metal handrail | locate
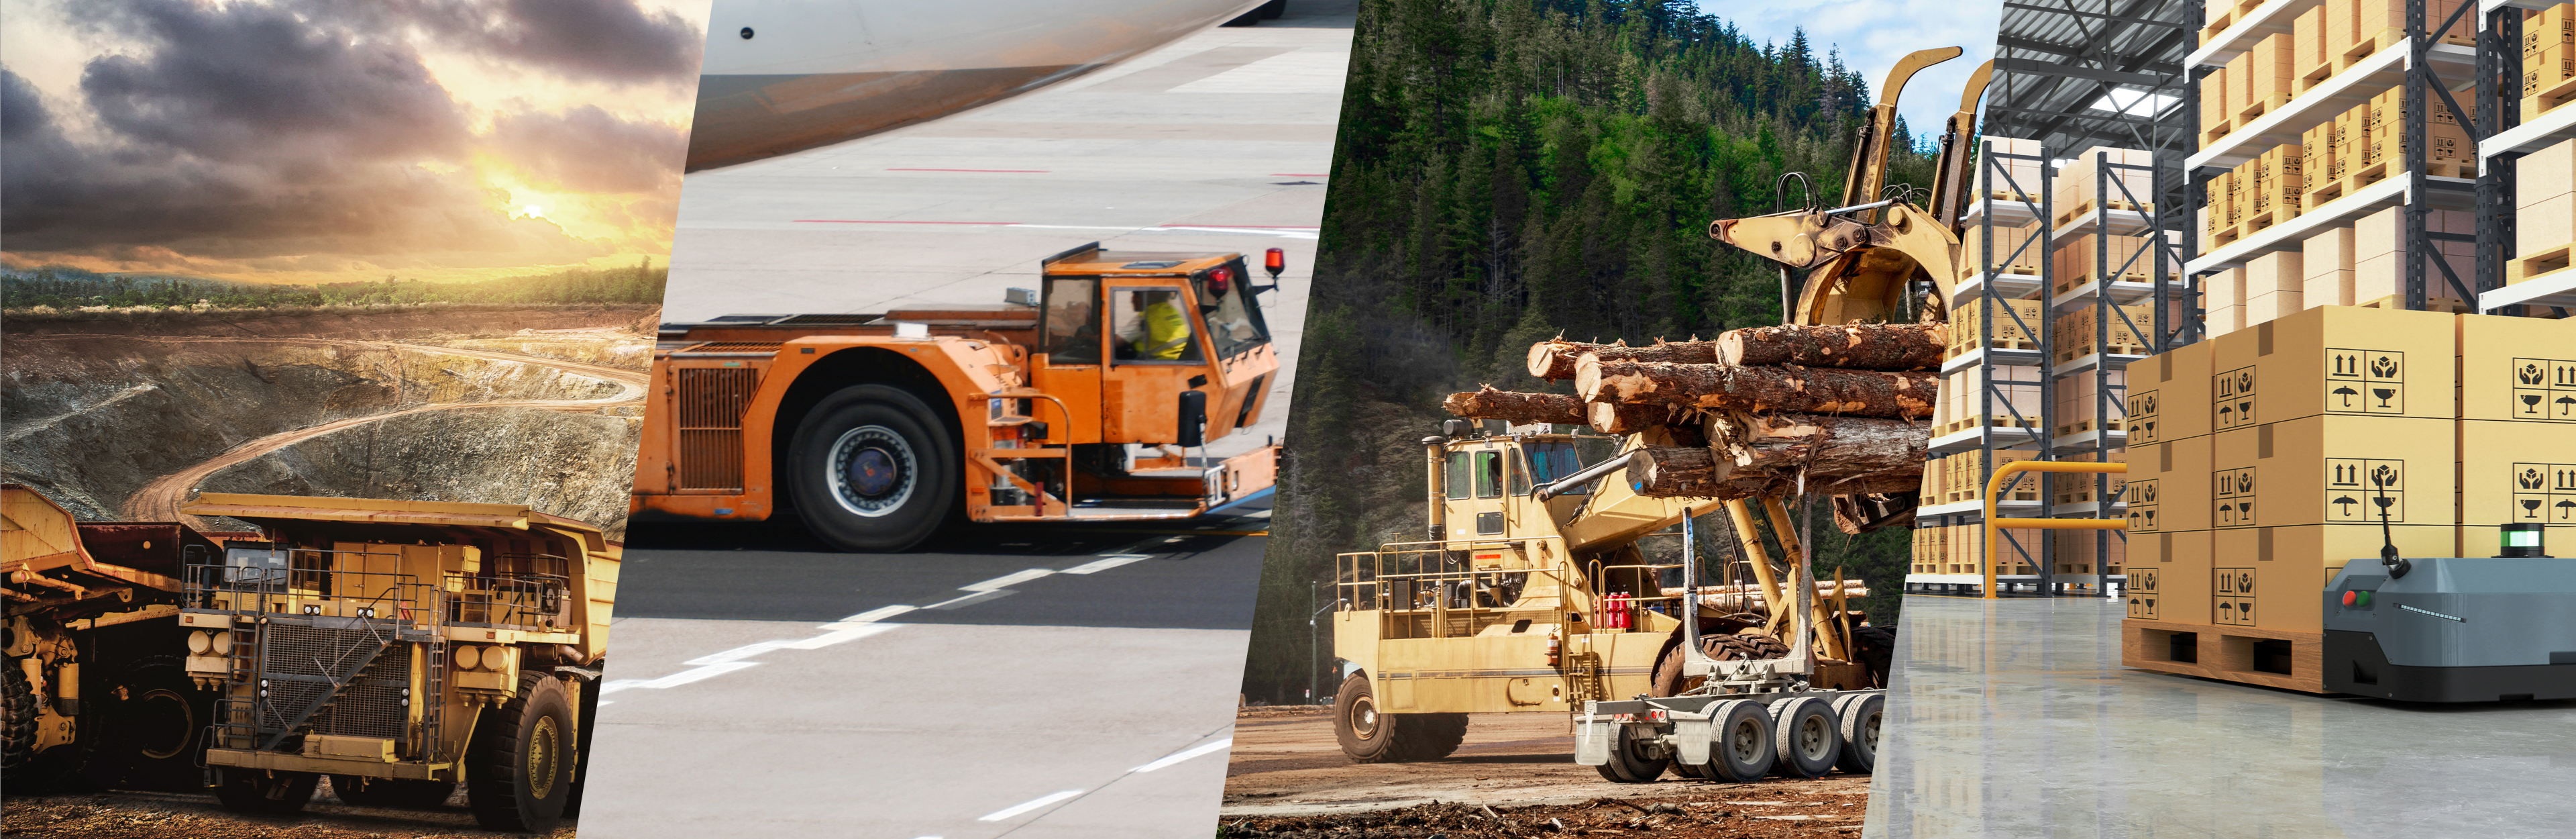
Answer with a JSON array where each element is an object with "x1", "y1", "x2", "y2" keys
[{"x1": 1984, "y1": 461, "x2": 2128, "y2": 598}]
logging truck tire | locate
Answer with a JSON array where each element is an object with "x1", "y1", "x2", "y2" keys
[
  {"x1": 1768, "y1": 697, "x2": 1841, "y2": 779},
  {"x1": 213, "y1": 768, "x2": 319, "y2": 816},
  {"x1": 1707, "y1": 699, "x2": 1777, "y2": 783},
  {"x1": 466, "y1": 672, "x2": 576, "y2": 832},
  {"x1": 1832, "y1": 693, "x2": 1883, "y2": 774},
  {"x1": 1591, "y1": 721, "x2": 1669, "y2": 784},
  {"x1": 789, "y1": 385, "x2": 957, "y2": 553},
  {"x1": 331, "y1": 775, "x2": 458, "y2": 809},
  {"x1": 1332, "y1": 674, "x2": 1466, "y2": 763}
]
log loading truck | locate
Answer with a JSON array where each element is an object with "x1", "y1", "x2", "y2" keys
[
  {"x1": 630, "y1": 243, "x2": 1285, "y2": 551},
  {"x1": 1330, "y1": 47, "x2": 2010, "y2": 783},
  {"x1": 3, "y1": 485, "x2": 619, "y2": 832}
]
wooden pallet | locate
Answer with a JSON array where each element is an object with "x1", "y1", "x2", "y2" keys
[
  {"x1": 2335, "y1": 28, "x2": 2406, "y2": 75},
  {"x1": 2052, "y1": 342, "x2": 2149, "y2": 364},
  {"x1": 1934, "y1": 414, "x2": 2042, "y2": 437},
  {"x1": 2515, "y1": 243, "x2": 2575, "y2": 287},
  {"x1": 2297, "y1": 60, "x2": 2339, "y2": 95},
  {"x1": 2234, "y1": 93, "x2": 2290, "y2": 126},
  {"x1": 2051, "y1": 198, "x2": 2156, "y2": 228},
  {"x1": 2122, "y1": 619, "x2": 2328, "y2": 695},
  {"x1": 2055, "y1": 415, "x2": 2131, "y2": 436},
  {"x1": 2202, "y1": 116, "x2": 2235, "y2": 147},
  {"x1": 2357, "y1": 294, "x2": 2473, "y2": 313},
  {"x1": 1941, "y1": 336, "x2": 2037, "y2": 360},
  {"x1": 2526, "y1": 73, "x2": 2576, "y2": 123}
]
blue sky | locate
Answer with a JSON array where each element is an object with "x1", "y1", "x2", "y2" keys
[{"x1": 1697, "y1": 0, "x2": 2004, "y2": 144}]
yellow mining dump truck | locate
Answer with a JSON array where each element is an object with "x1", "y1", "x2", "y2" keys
[
  {"x1": 1330, "y1": 426, "x2": 1884, "y2": 783},
  {"x1": 0, "y1": 485, "x2": 618, "y2": 832},
  {"x1": 178, "y1": 493, "x2": 619, "y2": 830}
]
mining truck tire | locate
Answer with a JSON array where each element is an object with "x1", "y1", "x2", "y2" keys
[
  {"x1": 332, "y1": 775, "x2": 458, "y2": 809},
  {"x1": 1707, "y1": 699, "x2": 1777, "y2": 783},
  {"x1": 3, "y1": 662, "x2": 40, "y2": 789},
  {"x1": 1591, "y1": 719, "x2": 1670, "y2": 783},
  {"x1": 1849, "y1": 625, "x2": 1897, "y2": 687},
  {"x1": 1650, "y1": 631, "x2": 1793, "y2": 696},
  {"x1": 467, "y1": 672, "x2": 576, "y2": 832},
  {"x1": 85, "y1": 656, "x2": 211, "y2": 792},
  {"x1": 1768, "y1": 696, "x2": 1840, "y2": 779},
  {"x1": 788, "y1": 385, "x2": 959, "y2": 553},
  {"x1": 1832, "y1": 693, "x2": 1883, "y2": 774},
  {"x1": 214, "y1": 768, "x2": 319, "y2": 815},
  {"x1": 1332, "y1": 673, "x2": 1467, "y2": 762}
]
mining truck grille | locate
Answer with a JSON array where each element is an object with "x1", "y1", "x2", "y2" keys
[{"x1": 257, "y1": 624, "x2": 411, "y2": 740}]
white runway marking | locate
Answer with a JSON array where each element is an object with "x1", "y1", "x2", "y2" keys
[
  {"x1": 1061, "y1": 554, "x2": 1153, "y2": 575},
  {"x1": 960, "y1": 568, "x2": 1055, "y2": 591},
  {"x1": 1131, "y1": 737, "x2": 1233, "y2": 773},
  {"x1": 600, "y1": 662, "x2": 759, "y2": 695},
  {"x1": 978, "y1": 789, "x2": 1087, "y2": 822}
]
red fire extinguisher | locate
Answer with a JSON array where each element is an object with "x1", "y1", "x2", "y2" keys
[
  {"x1": 1601, "y1": 593, "x2": 1628, "y2": 629},
  {"x1": 1545, "y1": 630, "x2": 1561, "y2": 667}
]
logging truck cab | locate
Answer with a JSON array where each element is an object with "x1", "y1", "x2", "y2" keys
[
  {"x1": 177, "y1": 494, "x2": 617, "y2": 832},
  {"x1": 631, "y1": 242, "x2": 1284, "y2": 552},
  {"x1": 1329, "y1": 424, "x2": 1875, "y2": 769}
]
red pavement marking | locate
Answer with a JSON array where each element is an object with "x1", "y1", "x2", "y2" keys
[
  {"x1": 886, "y1": 168, "x2": 1049, "y2": 172},
  {"x1": 793, "y1": 219, "x2": 1022, "y2": 225}
]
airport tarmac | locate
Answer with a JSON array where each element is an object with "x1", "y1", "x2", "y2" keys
[
  {"x1": 1863, "y1": 595, "x2": 2576, "y2": 838},
  {"x1": 577, "y1": 3, "x2": 1353, "y2": 836}
]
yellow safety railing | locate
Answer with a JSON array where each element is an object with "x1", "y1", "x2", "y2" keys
[{"x1": 1984, "y1": 460, "x2": 2127, "y2": 599}]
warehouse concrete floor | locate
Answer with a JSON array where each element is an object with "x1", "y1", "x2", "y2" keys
[{"x1": 1864, "y1": 595, "x2": 2576, "y2": 838}]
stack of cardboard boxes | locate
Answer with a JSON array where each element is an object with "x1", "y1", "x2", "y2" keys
[
  {"x1": 2121, "y1": 307, "x2": 2576, "y2": 692},
  {"x1": 2515, "y1": 138, "x2": 2575, "y2": 285},
  {"x1": 2526, "y1": 3, "x2": 2576, "y2": 119}
]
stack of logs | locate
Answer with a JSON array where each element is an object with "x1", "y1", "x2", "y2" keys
[{"x1": 1443, "y1": 322, "x2": 1942, "y2": 504}]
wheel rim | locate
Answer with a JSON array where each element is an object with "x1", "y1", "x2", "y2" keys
[
  {"x1": 136, "y1": 688, "x2": 195, "y2": 760},
  {"x1": 1799, "y1": 714, "x2": 1831, "y2": 760},
  {"x1": 1862, "y1": 708, "x2": 1881, "y2": 752},
  {"x1": 526, "y1": 716, "x2": 559, "y2": 800},
  {"x1": 1729, "y1": 718, "x2": 1762, "y2": 762},
  {"x1": 828, "y1": 425, "x2": 916, "y2": 517},
  {"x1": 1348, "y1": 696, "x2": 1380, "y2": 739}
]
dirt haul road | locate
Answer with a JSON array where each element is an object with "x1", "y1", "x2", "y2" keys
[
  {"x1": 1220, "y1": 707, "x2": 1869, "y2": 830},
  {"x1": 114, "y1": 336, "x2": 647, "y2": 524}
]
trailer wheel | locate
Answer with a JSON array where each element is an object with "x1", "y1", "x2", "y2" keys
[
  {"x1": 1707, "y1": 699, "x2": 1776, "y2": 783},
  {"x1": 1332, "y1": 674, "x2": 1466, "y2": 762},
  {"x1": 331, "y1": 775, "x2": 458, "y2": 809},
  {"x1": 213, "y1": 768, "x2": 319, "y2": 815},
  {"x1": 466, "y1": 672, "x2": 576, "y2": 832},
  {"x1": 1832, "y1": 693, "x2": 1883, "y2": 774},
  {"x1": 1591, "y1": 722, "x2": 1668, "y2": 783},
  {"x1": 790, "y1": 385, "x2": 957, "y2": 552},
  {"x1": 85, "y1": 656, "x2": 210, "y2": 792},
  {"x1": 1768, "y1": 697, "x2": 1840, "y2": 779}
]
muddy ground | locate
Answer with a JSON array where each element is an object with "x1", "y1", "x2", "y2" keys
[
  {"x1": 1, "y1": 781, "x2": 574, "y2": 839},
  {"x1": 1221, "y1": 707, "x2": 1869, "y2": 836}
]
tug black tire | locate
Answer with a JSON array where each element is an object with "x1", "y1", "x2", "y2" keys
[
  {"x1": 788, "y1": 385, "x2": 958, "y2": 553},
  {"x1": 331, "y1": 775, "x2": 458, "y2": 809},
  {"x1": 1332, "y1": 674, "x2": 1468, "y2": 762},
  {"x1": 466, "y1": 672, "x2": 576, "y2": 832}
]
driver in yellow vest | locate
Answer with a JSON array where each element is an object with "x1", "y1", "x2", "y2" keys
[{"x1": 1116, "y1": 291, "x2": 1192, "y2": 360}]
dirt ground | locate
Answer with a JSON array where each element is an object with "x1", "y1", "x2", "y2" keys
[
  {"x1": 1, "y1": 782, "x2": 574, "y2": 839},
  {"x1": 1220, "y1": 707, "x2": 1870, "y2": 836}
]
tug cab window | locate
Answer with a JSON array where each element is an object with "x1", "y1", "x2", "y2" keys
[
  {"x1": 1193, "y1": 259, "x2": 1271, "y2": 358},
  {"x1": 1109, "y1": 286, "x2": 1202, "y2": 362},
  {"x1": 1523, "y1": 441, "x2": 1585, "y2": 495},
  {"x1": 1473, "y1": 450, "x2": 1504, "y2": 499},
  {"x1": 1042, "y1": 277, "x2": 1102, "y2": 364}
]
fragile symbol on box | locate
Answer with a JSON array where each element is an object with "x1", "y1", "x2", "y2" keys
[
  {"x1": 2214, "y1": 467, "x2": 2257, "y2": 528},
  {"x1": 2325, "y1": 348, "x2": 2404, "y2": 415},
  {"x1": 2214, "y1": 566, "x2": 2257, "y2": 626},
  {"x1": 2125, "y1": 479, "x2": 2160, "y2": 532},
  {"x1": 2216, "y1": 366, "x2": 2257, "y2": 429},
  {"x1": 2127, "y1": 568, "x2": 2159, "y2": 620},
  {"x1": 2508, "y1": 358, "x2": 2576, "y2": 422},
  {"x1": 2510, "y1": 462, "x2": 2576, "y2": 523},
  {"x1": 2128, "y1": 389, "x2": 2160, "y2": 443},
  {"x1": 2324, "y1": 458, "x2": 2406, "y2": 523}
]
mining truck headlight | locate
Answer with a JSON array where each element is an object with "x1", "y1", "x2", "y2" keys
[
  {"x1": 455, "y1": 645, "x2": 482, "y2": 671},
  {"x1": 210, "y1": 632, "x2": 232, "y2": 655},
  {"x1": 188, "y1": 632, "x2": 213, "y2": 654}
]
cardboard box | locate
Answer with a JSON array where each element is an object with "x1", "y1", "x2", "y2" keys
[
  {"x1": 2459, "y1": 419, "x2": 2576, "y2": 530},
  {"x1": 2056, "y1": 368, "x2": 2131, "y2": 432},
  {"x1": 2226, "y1": 50, "x2": 2256, "y2": 119},
  {"x1": 2157, "y1": 435, "x2": 2218, "y2": 532},
  {"x1": 2133, "y1": 531, "x2": 2213, "y2": 624},
  {"x1": 2201, "y1": 66, "x2": 2231, "y2": 139},
  {"x1": 2525, "y1": 42, "x2": 2576, "y2": 99},
  {"x1": 2212, "y1": 413, "x2": 2457, "y2": 528},
  {"x1": 2246, "y1": 289, "x2": 2305, "y2": 325},
  {"x1": 2529, "y1": 3, "x2": 2575, "y2": 58},
  {"x1": 1951, "y1": 296, "x2": 2047, "y2": 347},
  {"x1": 2246, "y1": 250, "x2": 2304, "y2": 294},
  {"x1": 2211, "y1": 525, "x2": 2460, "y2": 632},
  {"x1": 2302, "y1": 226, "x2": 2357, "y2": 307},
  {"x1": 2138, "y1": 340, "x2": 2215, "y2": 441},
  {"x1": 2057, "y1": 146, "x2": 2154, "y2": 210},
  {"x1": 2245, "y1": 34, "x2": 2296, "y2": 106},
  {"x1": 2457, "y1": 313, "x2": 2576, "y2": 422},
  {"x1": 1974, "y1": 136, "x2": 2045, "y2": 199},
  {"x1": 2055, "y1": 528, "x2": 2127, "y2": 575},
  {"x1": 2206, "y1": 304, "x2": 2458, "y2": 427},
  {"x1": 2326, "y1": 0, "x2": 2360, "y2": 64},
  {"x1": 2519, "y1": 138, "x2": 2575, "y2": 207},
  {"x1": 2520, "y1": 192, "x2": 2575, "y2": 257},
  {"x1": 2294, "y1": 6, "x2": 2327, "y2": 71}
]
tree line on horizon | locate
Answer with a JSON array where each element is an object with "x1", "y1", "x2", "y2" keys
[
  {"x1": 0, "y1": 260, "x2": 668, "y2": 311},
  {"x1": 1240, "y1": 0, "x2": 1950, "y2": 704}
]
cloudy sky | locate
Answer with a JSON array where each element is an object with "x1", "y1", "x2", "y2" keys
[
  {"x1": 1, "y1": 0, "x2": 710, "y2": 285},
  {"x1": 1704, "y1": 0, "x2": 2004, "y2": 143}
]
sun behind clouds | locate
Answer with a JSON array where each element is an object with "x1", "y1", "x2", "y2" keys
[{"x1": 0, "y1": 0, "x2": 711, "y2": 286}]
